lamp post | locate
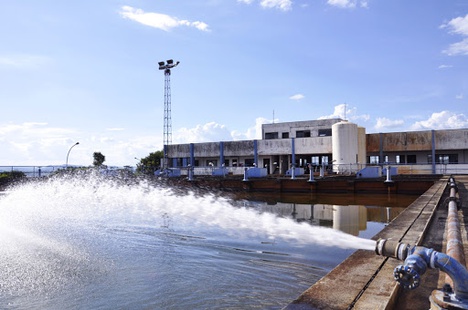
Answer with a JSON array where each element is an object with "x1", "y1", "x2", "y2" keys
[
  {"x1": 158, "y1": 59, "x2": 180, "y2": 172},
  {"x1": 66, "y1": 142, "x2": 79, "y2": 168}
]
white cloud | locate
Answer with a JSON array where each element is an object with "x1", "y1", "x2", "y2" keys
[
  {"x1": 0, "y1": 54, "x2": 50, "y2": 68},
  {"x1": 0, "y1": 122, "x2": 79, "y2": 166},
  {"x1": 456, "y1": 94, "x2": 464, "y2": 100},
  {"x1": 438, "y1": 64, "x2": 452, "y2": 69},
  {"x1": 443, "y1": 38, "x2": 468, "y2": 56},
  {"x1": 441, "y1": 14, "x2": 468, "y2": 36},
  {"x1": 174, "y1": 122, "x2": 232, "y2": 143},
  {"x1": 174, "y1": 118, "x2": 267, "y2": 144},
  {"x1": 232, "y1": 117, "x2": 268, "y2": 140},
  {"x1": 327, "y1": 0, "x2": 369, "y2": 9},
  {"x1": 410, "y1": 111, "x2": 468, "y2": 130},
  {"x1": 238, "y1": 0, "x2": 292, "y2": 11},
  {"x1": 289, "y1": 93, "x2": 305, "y2": 101},
  {"x1": 441, "y1": 14, "x2": 468, "y2": 56},
  {"x1": 260, "y1": 0, "x2": 292, "y2": 11},
  {"x1": 318, "y1": 104, "x2": 370, "y2": 122},
  {"x1": 0, "y1": 122, "x2": 160, "y2": 167},
  {"x1": 119, "y1": 6, "x2": 210, "y2": 32},
  {"x1": 374, "y1": 117, "x2": 404, "y2": 131}
]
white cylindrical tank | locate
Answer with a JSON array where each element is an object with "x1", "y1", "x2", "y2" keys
[{"x1": 332, "y1": 120, "x2": 358, "y2": 174}]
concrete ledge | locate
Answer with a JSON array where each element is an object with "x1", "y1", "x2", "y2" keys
[{"x1": 284, "y1": 176, "x2": 449, "y2": 309}]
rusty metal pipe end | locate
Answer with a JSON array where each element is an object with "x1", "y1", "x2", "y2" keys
[{"x1": 375, "y1": 239, "x2": 410, "y2": 261}]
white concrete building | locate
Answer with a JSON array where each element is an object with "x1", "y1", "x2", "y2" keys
[{"x1": 166, "y1": 118, "x2": 468, "y2": 176}]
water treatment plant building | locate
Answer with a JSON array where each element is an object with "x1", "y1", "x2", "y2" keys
[{"x1": 165, "y1": 118, "x2": 468, "y2": 176}]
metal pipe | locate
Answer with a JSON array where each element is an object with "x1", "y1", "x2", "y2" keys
[
  {"x1": 375, "y1": 239, "x2": 468, "y2": 301},
  {"x1": 446, "y1": 177, "x2": 465, "y2": 288}
]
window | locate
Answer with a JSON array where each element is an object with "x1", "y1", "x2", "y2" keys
[
  {"x1": 396, "y1": 155, "x2": 405, "y2": 164},
  {"x1": 282, "y1": 132, "x2": 289, "y2": 138},
  {"x1": 431, "y1": 154, "x2": 459, "y2": 164},
  {"x1": 407, "y1": 155, "x2": 417, "y2": 164},
  {"x1": 321, "y1": 156, "x2": 329, "y2": 165},
  {"x1": 296, "y1": 130, "x2": 311, "y2": 138},
  {"x1": 265, "y1": 132, "x2": 278, "y2": 139},
  {"x1": 369, "y1": 156, "x2": 379, "y2": 165},
  {"x1": 245, "y1": 158, "x2": 255, "y2": 166},
  {"x1": 311, "y1": 156, "x2": 320, "y2": 165},
  {"x1": 318, "y1": 129, "x2": 332, "y2": 137},
  {"x1": 448, "y1": 154, "x2": 458, "y2": 164}
]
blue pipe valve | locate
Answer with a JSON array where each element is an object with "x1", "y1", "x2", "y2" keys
[
  {"x1": 376, "y1": 239, "x2": 468, "y2": 302},
  {"x1": 394, "y1": 264, "x2": 421, "y2": 290}
]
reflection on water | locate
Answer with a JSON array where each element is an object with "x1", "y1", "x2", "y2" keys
[{"x1": 229, "y1": 192, "x2": 414, "y2": 236}]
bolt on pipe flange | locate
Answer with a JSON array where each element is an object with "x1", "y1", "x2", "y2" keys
[{"x1": 394, "y1": 265, "x2": 421, "y2": 289}]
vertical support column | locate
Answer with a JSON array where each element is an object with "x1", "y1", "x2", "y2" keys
[
  {"x1": 190, "y1": 143, "x2": 194, "y2": 167},
  {"x1": 254, "y1": 140, "x2": 258, "y2": 167},
  {"x1": 291, "y1": 138, "x2": 296, "y2": 179},
  {"x1": 291, "y1": 138, "x2": 296, "y2": 167},
  {"x1": 188, "y1": 143, "x2": 195, "y2": 181},
  {"x1": 431, "y1": 130, "x2": 436, "y2": 174},
  {"x1": 379, "y1": 132, "x2": 384, "y2": 165},
  {"x1": 163, "y1": 144, "x2": 168, "y2": 171},
  {"x1": 219, "y1": 141, "x2": 224, "y2": 167}
]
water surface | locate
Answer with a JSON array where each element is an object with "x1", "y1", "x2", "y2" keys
[{"x1": 0, "y1": 174, "x2": 415, "y2": 309}]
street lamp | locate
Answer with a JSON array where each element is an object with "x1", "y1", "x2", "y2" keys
[
  {"x1": 66, "y1": 142, "x2": 79, "y2": 168},
  {"x1": 158, "y1": 59, "x2": 180, "y2": 172}
]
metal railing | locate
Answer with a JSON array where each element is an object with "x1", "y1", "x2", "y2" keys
[{"x1": 0, "y1": 166, "x2": 65, "y2": 177}]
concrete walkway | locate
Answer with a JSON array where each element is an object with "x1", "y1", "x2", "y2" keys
[{"x1": 285, "y1": 175, "x2": 468, "y2": 309}]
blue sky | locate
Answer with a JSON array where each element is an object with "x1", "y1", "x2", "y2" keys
[{"x1": 1, "y1": 0, "x2": 467, "y2": 166}]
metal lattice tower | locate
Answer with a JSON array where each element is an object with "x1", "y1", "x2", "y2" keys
[
  {"x1": 158, "y1": 59, "x2": 180, "y2": 170},
  {"x1": 163, "y1": 68, "x2": 172, "y2": 147}
]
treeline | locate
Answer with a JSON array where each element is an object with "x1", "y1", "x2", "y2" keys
[{"x1": 0, "y1": 171, "x2": 26, "y2": 188}]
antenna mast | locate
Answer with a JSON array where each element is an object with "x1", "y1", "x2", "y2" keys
[{"x1": 158, "y1": 59, "x2": 180, "y2": 171}]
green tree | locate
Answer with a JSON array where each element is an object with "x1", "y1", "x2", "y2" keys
[
  {"x1": 137, "y1": 150, "x2": 163, "y2": 174},
  {"x1": 93, "y1": 152, "x2": 106, "y2": 167}
]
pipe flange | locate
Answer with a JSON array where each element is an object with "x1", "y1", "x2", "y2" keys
[{"x1": 394, "y1": 265, "x2": 420, "y2": 290}]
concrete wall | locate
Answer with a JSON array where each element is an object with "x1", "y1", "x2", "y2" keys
[
  {"x1": 435, "y1": 129, "x2": 468, "y2": 150},
  {"x1": 367, "y1": 131, "x2": 433, "y2": 152},
  {"x1": 262, "y1": 119, "x2": 342, "y2": 139},
  {"x1": 295, "y1": 137, "x2": 333, "y2": 154},
  {"x1": 258, "y1": 139, "x2": 291, "y2": 155}
]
